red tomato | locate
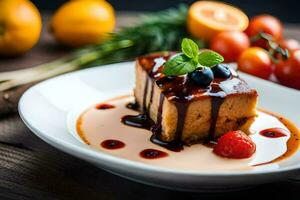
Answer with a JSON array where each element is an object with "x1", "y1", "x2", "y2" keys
[
  {"x1": 275, "y1": 50, "x2": 300, "y2": 90},
  {"x1": 210, "y1": 31, "x2": 250, "y2": 62},
  {"x1": 238, "y1": 47, "x2": 272, "y2": 79},
  {"x1": 279, "y1": 39, "x2": 300, "y2": 53},
  {"x1": 245, "y1": 15, "x2": 283, "y2": 48}
]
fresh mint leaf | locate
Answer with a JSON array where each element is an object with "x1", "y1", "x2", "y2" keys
[
  {"x1": 198, "y1": 50, "x2": 224, "y2": 67},
  {"x1": 163, "y1": 54, "x2": 198, "y2": 76},
  {"x1": 162, "y1": 37, "x2": 224, "y2": 76},
  {"x1": 181, "y1": 38, "x2": 199, "y2": 59}
]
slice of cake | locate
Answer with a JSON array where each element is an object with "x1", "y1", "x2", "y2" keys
[{"x1": 134, "y1": 52, "x2": 257, "y2": 149}]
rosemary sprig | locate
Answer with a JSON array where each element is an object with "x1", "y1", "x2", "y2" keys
[{"x1": 0, "y1": 5, "x2": 202, "y2": 91}]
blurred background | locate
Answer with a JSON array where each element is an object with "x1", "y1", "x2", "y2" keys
[
  {"x1": 32, "y1": 0, "x2": 299, "y2": 23},
  {"x1": 1, "y1": 0, "x2": 300, "y2": 92}
]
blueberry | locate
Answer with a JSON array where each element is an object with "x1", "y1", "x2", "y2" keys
[
  {"x1": 188, "y1": 67, "x2": 214, "y2": 87},
  {"x1": 212, "y1": 64, "x2": 231, "y2": 79}
]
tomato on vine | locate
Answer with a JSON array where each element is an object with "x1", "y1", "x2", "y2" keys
[
  {"x1": 238, "y1": 47, "x2": 273, "y2": 79},
  {"x1": 210, "y1": 31, "x2": 250, "y2": 62},
  {"x1": 246, "y1": 15, "x2": 283, "y2": 48},
  {"x1": 275, "y1": 50, "x2": 300, "y2": 90}
]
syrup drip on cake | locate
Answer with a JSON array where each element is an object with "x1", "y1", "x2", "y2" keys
[
  {"x1": 142, "y1": 77, "x2": 149, "y2": 111},
  {"x1": 122, "y1": 53, "x2": 255, "y2": 151},
  {"x1": 150, "y1": 93, "x2": 164, "y2": 135},
  {"x1": 122, "y1": 76, "x2": 153, "y2": 130},
  {"x1": 208, "y1": 83, "x2": 227, "y2": 140},
  {"x1": 148, "y1": 80, "x2": 155, "y2": 111},
  {"x1": 150, "y1": 94, "x2": 184, "y2": 152}
]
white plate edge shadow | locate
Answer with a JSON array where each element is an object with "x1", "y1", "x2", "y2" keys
[{"x1": 18, "y1": 61, "x2": 300, "y2": 180}]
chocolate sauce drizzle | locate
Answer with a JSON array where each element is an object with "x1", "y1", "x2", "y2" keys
[
  {"x1": 209, "y1": 97, "x2": 224, "y2": 140},
  {"x1": 151, "y1": 93, "x2": 164, "y2": 135},
  {"x1": 149, "y1": 93, "x2": 184, "y2": 152},
  {"x1": 207, "y1": 83, "x2": 226, "y2": 140},
  {"x1": 126, "y1": 102, "x2": 139, "y2": 111},
  {"x1": 121, "y1": 114, "x2": 154, "y2": 130},
  {"x1": 142, "y1": 77, "x2": 149, "y2": 111},
  {"x1": 122, "y1": 52, "x2": 256, "y2": 152},
  {"x1": 148, "y1": 80, "x2": 155, "y2": 111}
]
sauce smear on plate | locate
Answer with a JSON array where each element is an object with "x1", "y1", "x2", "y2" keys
[
  {"x1": 101, "y1": 139, "x2": 125, "y2": 150},
  {"x1": 140, "y1": 149, "x2": 168, "y2": 159},
  {"x1": 75, "y1": 96, "x2": 300, "y2": 171},
  {"x1": 259, "y1": 128, "x2": 288, "y2": 138}
]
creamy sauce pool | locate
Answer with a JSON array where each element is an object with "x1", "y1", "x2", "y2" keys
[{"x1": 76, "y1": 95, "x2": 300, "y2": 171}]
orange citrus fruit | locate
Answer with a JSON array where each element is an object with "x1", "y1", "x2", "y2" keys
[
  {"x1": 188, "y1": 1, "x2": 249, "y2": 41},
  {"x1": 0, "y1": 0, "x2": 42, "y2": 56},
  {"x1": 50, "y1": 0, "x2": 115, "y2": 47}
]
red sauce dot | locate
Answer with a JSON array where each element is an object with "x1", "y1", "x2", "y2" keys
[
  {"x1": 96, "y1": 103, "x2": 115, "y2": 110},
  {"x1": 140, "y1": 149, "x2": 168, "y2": 159},
  {"x1": 259, "y1": 128, "x2": 288, "y2": 138},
  {"x1": 101, "y1": 140, "x2": 125, "y2": 150}
]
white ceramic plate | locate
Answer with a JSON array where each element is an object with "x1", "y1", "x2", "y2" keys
[{"x1": 19, "y1": 62, "x2": 300, "y2": 192}]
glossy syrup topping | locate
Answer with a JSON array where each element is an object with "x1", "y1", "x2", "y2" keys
[
  {"x1": 138, "y1": 52, "x2": 256, "y2": 103},
  {"x1": 123, "y1": 52, "x2": 257, "y2": 151}
]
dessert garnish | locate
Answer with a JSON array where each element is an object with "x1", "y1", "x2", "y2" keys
[
  {"x1": 213, "y1": 130, "x2": 256, "y2": 159},
  {"x1": 211, "y1": 63, "x2": 231, "y2": 79},
  {"x1": 187, "y1": 67, "x2": 214, "y2": 87},
  {"x1": 125, "y1": 38, "x2": 258, "y2": 152},
  {"x1": 163, "y1": 38, "x2": 231, "y2": 87},
  {"x1": 163, "y1": 38, "x2": 224, "y2": 77}
]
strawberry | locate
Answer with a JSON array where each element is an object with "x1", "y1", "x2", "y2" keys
[{"x1": 213, "y1": 130, "x2": 256, "y2": 159}]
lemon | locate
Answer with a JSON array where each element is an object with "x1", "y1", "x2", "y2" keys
[
  {"x1": 51, "y1": 0, "x2": 115, "y2": 47},
  {"x1": 0, "y1": 0, "x2": 42, "y2": 56}
]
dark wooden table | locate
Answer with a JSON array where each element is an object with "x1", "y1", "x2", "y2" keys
[{"x1": 1, "y1": 13, "x2": 300, "y2": 200}]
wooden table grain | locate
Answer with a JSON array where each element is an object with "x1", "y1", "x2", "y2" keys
[{"x1": 0, "y1": 13, "x2": 300, "y2": 200}]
